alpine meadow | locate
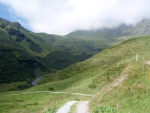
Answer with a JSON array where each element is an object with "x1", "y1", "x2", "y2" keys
[{"x1": 0, "y1": 1, "x2": 150, "y2": 112}]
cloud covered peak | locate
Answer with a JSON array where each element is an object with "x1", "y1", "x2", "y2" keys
[{"x1": 1, "y1": 0, "x2": 150, "y2": 35}]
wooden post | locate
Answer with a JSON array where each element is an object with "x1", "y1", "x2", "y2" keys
[
  {"x1": 136, "y1": 54, "x2": 138, "y2": 61},
  {"x1": 149, "y1": 67, "x2": 150, "y2": 81},
  {"x1": 143, "y1": 57, "x2": 144, "y2": 70}
]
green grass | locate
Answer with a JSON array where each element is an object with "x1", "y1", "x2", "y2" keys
[
  {"x1": 0, "y1": 82, "x2": 30, "y2": 93},
  {"x1": 0, "y1": 91, "x2": 90, "y2": 113},
  {"x1": 69, "y1": 102, "x2": 78, "y2": 113},
  {"x1": 87, "y1": 36, "x2": 150, "y2": 112},
  {"x1": 0, "y1": 17, "x2": 110, "y2": 85},
  {"x1": 1, "y1": 36, "x2": 150, "y2": 112},
  {"x1": 90, "y1": 62, "x2": 150, "y2": 113},
  {"x1": 39, "y1": 36, "x2": 150, "y2": 112}
]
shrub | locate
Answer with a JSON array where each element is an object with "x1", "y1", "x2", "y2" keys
[
  {"x1": 17, "y1": 84, "x2": 30, "y2": 90},
  {"x1": 45, "y1": 106, "x2": 57, "y2": 113},
  {"x1": 49, "y1": 87, "x2": 55, "y2": 91},
  {"x1": 93, "y1": 106, "x2": 117, "y2": 113},
  {"x1": 88, "y1": 83, "x2": 97, "y2": 89}
]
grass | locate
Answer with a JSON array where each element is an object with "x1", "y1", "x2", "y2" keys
[
  {"x1": 0, "y1": 91, "x2": 90, "y2": 113},
  {"x1": 1, "y1": 18, "x2": 111, "y2": 85},
  {"x1": 69, "y1": 102, "x2": 79, "y2": 113},
  {"x1": 89, "y1": 36, "x2": 150, "y2": 112},
  {"x1": 39, "y1": 36, "x2": 150, "y2": 112},
  {"x1": 90, "y1": 62, "x2": 150, "y2": 113},
  {"x1": 1, "y1": 36, "x2": 150, "y2": 112},
  {"x1": 0, "y1": 82, "x2": 30, "y2": 93}
]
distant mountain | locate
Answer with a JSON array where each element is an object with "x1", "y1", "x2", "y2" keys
[
  {"x1": 1, "y1": 17, "x2": 150, "y2": 85},
  {"x1": 1, "y1": 18, "x2": 150, "y2": 112},
  {"x1": 66, "y1": 19, "x2": 150, "y2": 44},
  {"x1": 0, "y1": 18, "x2": 105, "y2": 84}
]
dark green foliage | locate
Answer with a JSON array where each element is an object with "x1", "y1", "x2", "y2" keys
[
  {"x1": 49, "y1": 87, "x2": 55, "y2": 91},
  {"x1": 0, "y1": 39, "x2": 48, "y2": 84},
  {"x1": 0, "y1": 18, "x2": 9, "y2": 29},
  {"x1": 6, "y1": 27, "x2": 43, "y2": 52},
  {"x1": 17, "y1": 84, "x2": 30, "y2": 90},
  {"x1": 0, "y1": 18, "x2": 106, "y2": 73},
  {"x1": 0, "y1": 46, "x2": 33, "y2": 83},
  {"x1": 38, "y1": 51, "x2": 78, "y2": 70},
  {"x1": 7, "y1": 27, "x2": 23, "y2": 36},
  {"x1": 93, "y1": 106, "x2": 117, "y2": 113},
  {"x1": 1, "y1": 17, "x2": 150, "y2": 86},
  {"x1": 29, "y1": 33, "x2": 45, "y2": 42},
  {"x1": 28, "y1": 42, "x2": 43, "y2": 52},
  {"x1": 88, "y1": 83, "x2": 97, "y2": 89},
  {"x1": 12, "y1": 22, "x2": 22, "y2": 29},
  {"x1": 45, "y1": 106, "x2": 57, "y2": 113}
]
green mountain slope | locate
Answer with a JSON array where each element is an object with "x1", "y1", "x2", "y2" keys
[
  {"x1": 0, "y1": 18, "x2": 105, "y2": 85},
  {"x1": 0, "y1": 35, "x2": 150, "y2": 113},
  {"x1": 37, "y1": 51, "x2": 78, "y2": 70},
  {"x1": 0, "y1": 19, "x2": 51, "y2": 85},
  {"x1": 0, "y1": 39, "x2": 48, "y2": 83},
  {"x1": 37, "y1": 36, "x2": 150, "y2": 112},
  {"x1": 1, "y1": 17, "x2": 150, "y2": 92}
]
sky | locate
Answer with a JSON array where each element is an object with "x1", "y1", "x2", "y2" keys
[{"x1": 0, "y1": 0, "x2": 150, "y2": 35}]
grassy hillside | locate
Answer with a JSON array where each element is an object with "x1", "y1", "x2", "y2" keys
[
  {"x1": 1, "y1": 18, "x2": 150, "y2": 86},
  {"x1": 0, "y1": 17, "x2": 107, "y2": 86},
  {"x1": 0, "y1": 38, "x2": 50, "y2": 92},
  {"x1": 0, "y1": 18, "x2": 51, "y2": 86},
  {"x1": 1, "y1": 17, "x2": 150, "y2": 112},
  {"x1": 0, "y1": 18, "x2": 105, "y2": 87},
  {"x1": 0, "y1": 35, "x2": 150, "y2": 112},
  {"x1": 0, "y1": 91, "x2": 90, "y2": 113},
  {"x1": 90, "y1": 62, "x2": 150, "y2": 113},
  {"x1": 38, "y1": 36, "x2": 150, "y2": 112}
]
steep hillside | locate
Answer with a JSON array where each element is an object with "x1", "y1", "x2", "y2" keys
[
  {"x1": 0, "y1": 19, "x2": 51, "y2": 85},
  {"x1": 37, "y1": 33, "x2": 105, "y2": 60},
  {"x1": 1, "y1": 17, "x2": 150, "y2": 94},
  {"x1": 0, "y1": 18, "x2": 105, "y2": 85},
  {"x1": 0, "y1": 39, "x2": 49, "y2": 84},
  {"x1": 0, "y1": 36, "x2": 150, "y2": 112},
  {"x1": 37, "y1": 36, "x2": 150, "y2": 112}
]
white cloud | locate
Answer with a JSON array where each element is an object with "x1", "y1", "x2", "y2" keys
[{"x1": 1, "y1": 0, "x2": 150, "y2": 35}]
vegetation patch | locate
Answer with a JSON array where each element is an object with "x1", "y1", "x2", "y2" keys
[{"x1": 92, "y1": 106, "x2": 117, "y2": 113}]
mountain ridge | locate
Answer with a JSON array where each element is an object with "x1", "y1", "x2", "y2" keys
[
  {"x1": 0, "y1": 17, "x2": 105, "y2": 86},
  {"x1": 66, "y1": 19, "x2": 150, "y2": 45},
  {"x1": 1, "y1": 17, "x2": 150, "y2": 90},
  {"x1": 0, "y1": 18, "x2": 150, "y2": 112}
]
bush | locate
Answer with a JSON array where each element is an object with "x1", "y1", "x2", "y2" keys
[
  {"x1": 17, "y1": 84, "x2": 30, "y2": 90},
  {"x1": 45, "y1": 106, "x2": 57, "y2": 113},
  {"x1": 88, "y1": 83, "x2": 97, "y2": 89},
  {"x1": 93, "y1": 106, "x2": 117, "y2": 113},
  {"x1": 49, "y1": 87, "x2": 55, "y2": 91}
]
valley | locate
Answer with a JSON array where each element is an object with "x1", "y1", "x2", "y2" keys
[
  {"x1": 0, "y1": 18, "x2": 150, "y2": 113},
  {"x1": 0, "y1": 18, "x2": 107, "y2": 90}
]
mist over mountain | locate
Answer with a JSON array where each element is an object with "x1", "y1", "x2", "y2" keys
[
  {"x1": 1, "y1": 0, "x2": 150, "y2": 112},
  {"x1": 1, "y1": 14, "x2": 150, "y2": 112},
  {"x1": 66, "y1": 19, "x2": 150, "y2": 40},
  {"x1": 64, "y1": 19, "x2": 150, "y2": 51},
  {"x1": 1, "y1": 0, "x2": 150, "y2": 35}
]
